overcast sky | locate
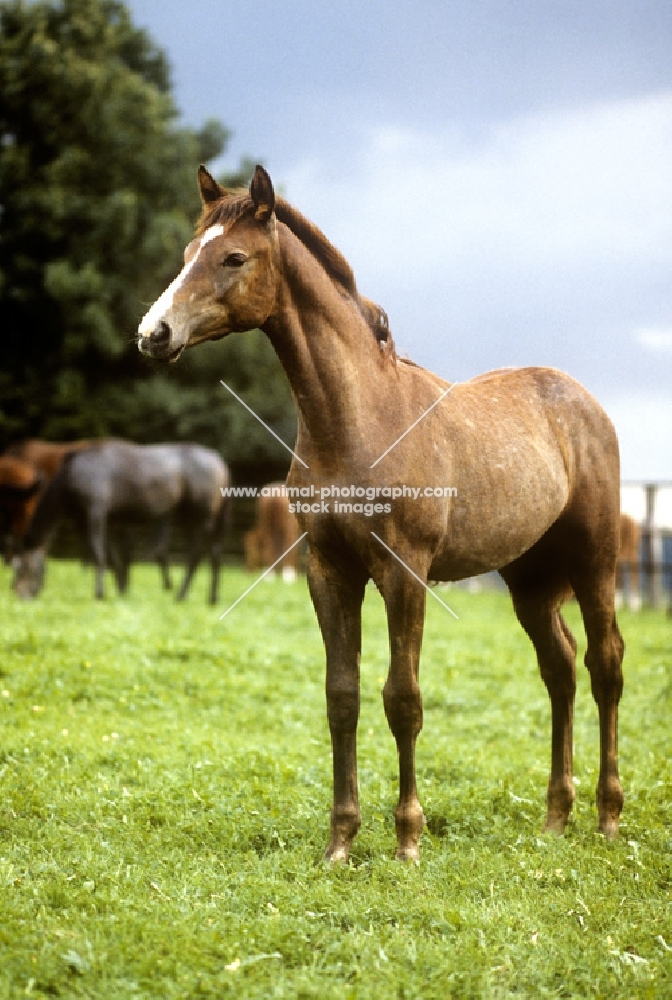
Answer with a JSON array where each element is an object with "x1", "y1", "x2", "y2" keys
[{"x1": 127, "y1": 0, "x2": 672, "y2": 480}]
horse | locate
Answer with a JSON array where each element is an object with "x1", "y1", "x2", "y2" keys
[
  {"x1": 138, "y1": 164, "x2": 625, "y2": 862},
  {"x1": 616, "y1": 512, "x2": 641, "y2": 611},
  {"x1": 0, "y1": 440, "x2": 93, "y2": 560},
  {"x1": 16, "y1": 440, "x2": 230, "y2": 603},
  {"x1": 244, "y1": 483, "x2": 301, "y2": 581},
  {"x1": 3, "y1": 438, "x2": 175, "y2": 598}
]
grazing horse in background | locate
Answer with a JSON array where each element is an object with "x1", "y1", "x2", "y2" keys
[
  {"x1": 138, "y1": 164, "x2": 624, "y2": 862},
  {"x1": 15, "y1": 440, "x2": 230, "y2": 603},
  {"x1": 0, "y1": 439, "x2": 93, "y2": 559},
  {"x1": 4, "y1": 438, "x2": 174, "y2": 598},
  {"x1": 616, "y1": 512, "x2": 641, "y2": 611},
  {"x1": 244, "y1": 483, "x2": 301, "y2": 581}
]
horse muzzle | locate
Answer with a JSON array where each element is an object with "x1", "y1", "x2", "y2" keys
[{"x1": 137, "y1": 321, "x2": 185, "y2": 362}]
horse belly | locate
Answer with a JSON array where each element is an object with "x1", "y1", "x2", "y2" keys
[{"x1": 429, "y1": 466, "x2": 569, "y2": 580}]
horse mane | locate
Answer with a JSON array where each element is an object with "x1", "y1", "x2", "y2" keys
[{"x1": 197, "y1": 190, "x2": 396, "y2": 360}]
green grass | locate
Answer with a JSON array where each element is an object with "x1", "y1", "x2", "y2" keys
[{"x1": 0, "y1": 560, "x2": 670, "y2": 999}]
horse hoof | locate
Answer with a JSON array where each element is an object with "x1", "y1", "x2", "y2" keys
[
  {"x1": 597, "y1": 780, "x2": 623, "y2": 838},
  {"x1": 323, "y1": 845, "x2": 349, "y2": 866},
  {"x1": 598, "y1": 815, "x2": 620, "y2": 839},
  {"x1": 542, "y1": 814, "x2": 568, "y2": 835},
  {"x1": 395, "y1": 845, "x2": 420, "y2": 863}
]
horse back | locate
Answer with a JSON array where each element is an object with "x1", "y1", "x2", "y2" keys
[
  {"x1": 4, "y1": 439, "x2": 95, "y2": 479},
  {"x1": 62, "y1": 442, "x2": 181, "y2": 516},
  {"x1": 445, "y1": 366, "x2": 619, "y2": 499}
]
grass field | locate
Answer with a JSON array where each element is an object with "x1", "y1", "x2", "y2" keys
[{"x1": 1, "y1": 560, "x2": 670, "y2": 999}]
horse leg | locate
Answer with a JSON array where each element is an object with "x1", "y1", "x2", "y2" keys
[
  {"x1": 150, "y1": 520, "x2": 172, "y2": 590},
  {"x1": 177, "y1": 555, "x2": 199, "y2": 600},
  {"x1": 87, "y1": 510, "x2": 107, "y2": 599},
  {"x1": 205, "y1": 512, "x2": 225, "y2": 606},
  {"x1": 573, "y1": 575, "x2": 625, "y2": 837},
  {"x1": 177, "y1": 522, "x2": 203, "y2": 601},
  {"x1": 629, "y1": 557, "x2": 641, "y2": 612},
  {"x1": 307, "y1": 547, "x2": 367, "y2": 863},
  {"x1": 209, "y1": 500, "x2": 229, "y2": 605},
  {"x1": 379, "y1": 568, "x2": 427, "y2": 861},
  {"x1": 157, "y1": 553, "x2": 172, "y2": 591},
  {"x1": 208, "y1": 548, "x2": 221, "y2": 606},
  {"x1": 509, "y1": 588, "x2": 578, "y2": 833},
  {"x1": 108, "y1": 535, "x2": 130, "y2": 594}
]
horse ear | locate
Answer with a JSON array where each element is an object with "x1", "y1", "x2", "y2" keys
[
  {"x1": 198, "y1": 165, "x2": 225, "y2": 205},
  {"x1": 250, "y1": 164, "x2": 275, "y2": 222}
]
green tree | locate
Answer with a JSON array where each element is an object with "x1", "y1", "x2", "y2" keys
[{"x1": 0, "y1": 0, "x2": 294, "y2": 472}]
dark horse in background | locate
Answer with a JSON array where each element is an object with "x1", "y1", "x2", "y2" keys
[
  {"x1": 2, "y1": 439, "x2": 177, "y2": 598},
  {"x1": 15, "y1": 440, "x2": 230, "y2": 603},
  {"x1": 138, "y1": 165, "x2": 624, "y2": 862}
]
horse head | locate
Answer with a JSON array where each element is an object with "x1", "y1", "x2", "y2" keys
[
  {"x1": 138, "y1": 165, "x2": 278, "y2": 362},
  {"x1": 12, "y1": 548, "x2": 46, "y2": 600}
]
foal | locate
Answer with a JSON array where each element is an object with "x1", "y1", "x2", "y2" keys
[{"x1": 138, "y1": 165, "x2": 624, "y2": 862}]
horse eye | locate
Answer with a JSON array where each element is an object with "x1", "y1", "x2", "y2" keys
[{"x1": 223, "y1": 252, "x2": 247, "y2": 267}]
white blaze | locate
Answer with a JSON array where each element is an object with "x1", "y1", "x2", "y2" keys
[{"x1": 138, "y1": 225, "x2": 224, "y2": 337}]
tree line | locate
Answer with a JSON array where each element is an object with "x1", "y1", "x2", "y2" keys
[{"x1": 0, "y1": 0, "x2": 294, "y2": 479}]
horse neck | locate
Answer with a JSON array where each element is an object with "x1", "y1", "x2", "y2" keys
[
  {"x1": 24, "y1": 472, "x2": 64, "y2": 550},
  {"x1": 263, "y1": 225, "x2": 388, "y2": 463}
]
